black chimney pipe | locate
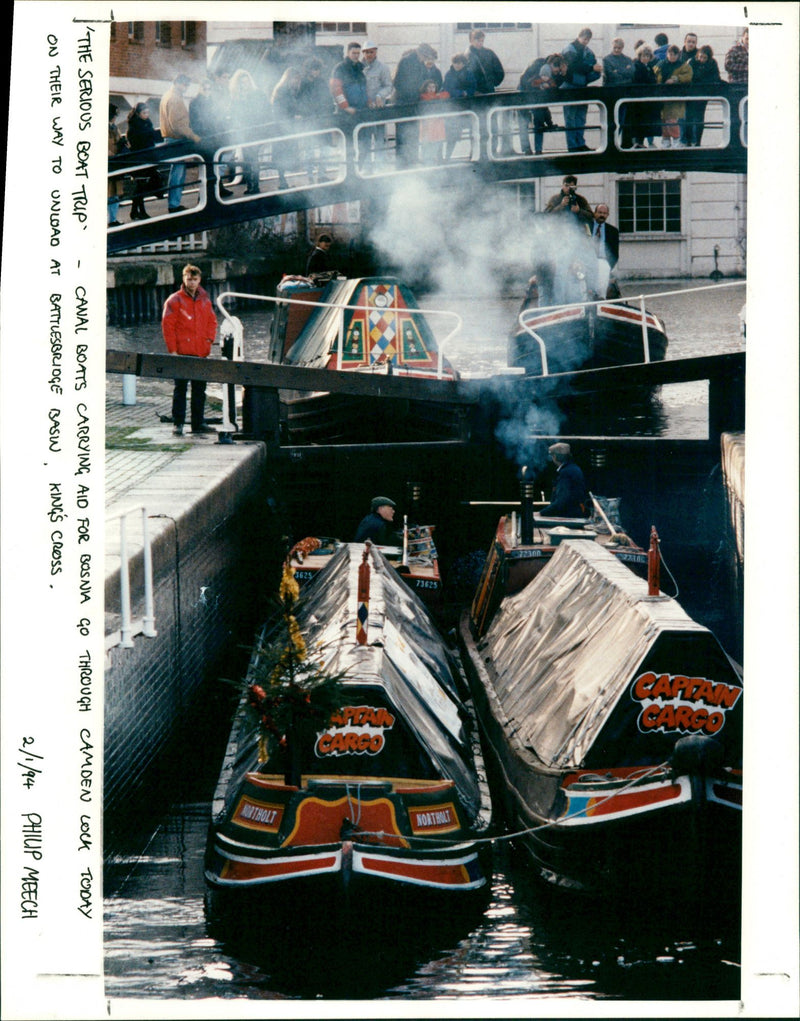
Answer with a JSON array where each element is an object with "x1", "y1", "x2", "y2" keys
[{"x1": 520, "y1": 471, "x2": 535, "y2": 545}]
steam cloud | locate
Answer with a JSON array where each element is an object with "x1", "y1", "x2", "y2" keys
[{"x1": 366, "y1": 175, "x2": 580, "y2": 470}]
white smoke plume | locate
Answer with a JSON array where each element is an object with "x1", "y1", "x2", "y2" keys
[{"x1": 366, "y1": 175, "x2": 583, "y2": 467}]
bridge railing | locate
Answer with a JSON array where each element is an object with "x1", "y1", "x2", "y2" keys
[
  {"x1": 215, "y1": 288, "x2": 463, "y2": 381},
  {"x1": 107, "y1": 84, "x2": 747, "y2": 246},
  {"x1": 518, "y1": 279, "x2": 746, "y2": 377}
]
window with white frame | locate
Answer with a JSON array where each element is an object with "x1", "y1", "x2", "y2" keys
[
  {"x1": 156, "y1": 22, "x2": 172, "y2": 47},
  {"x1": 618, "y1": 178, "x2": 681, "y2": 234},
  {"x1": 320, "y1": 22, "x2": 368, "y2": 33},
  {"x1": 182, "y1": 22, "x2": 197, "y2": 48},
  {"x1": 456, "y1": 22, "x2": 533, "y2": 29},
  {"x1": 128, "y1": 22, "x2": 144, "y2": 43}
]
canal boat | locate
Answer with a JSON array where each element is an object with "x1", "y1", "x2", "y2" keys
[
  {"x1": 509, "y1": 221, "x2": 668, "y2": 376},
  {"x1": 270, "y1": 274, "x2": 467, "y2": 444},
  {"x1": 205, "y1": 541, "x2": 493, "y2": 923},
  {"x1": 287, "y1": 524, "x2": 443, "y2": 615},
  {"x1": 468, "y1": 497, "x2": 649, "y2": 638},
  {"x1": 459, "y1": 530, "x2": 743, "y2": 899}
]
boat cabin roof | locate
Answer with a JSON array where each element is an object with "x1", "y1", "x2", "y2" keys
[
  {"x1": 479, "y1": 539, "x2": 743, "y2": 769},
  {"x1": 281, "y1": 277, "x2": 448, "y2": 373},
  {"x1": 291, "y1": 542, "x2": 481, "y2": 814}
]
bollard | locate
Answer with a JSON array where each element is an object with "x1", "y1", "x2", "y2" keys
[{"x1": 122, "y1": 374, "x2": 137, "y2": 405}]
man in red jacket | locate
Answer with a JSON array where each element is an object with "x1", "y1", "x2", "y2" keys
[{"x1": 162, "y1": 264, "x2": 218, "y2": 436}]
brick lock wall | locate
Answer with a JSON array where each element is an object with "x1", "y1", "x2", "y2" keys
[{"x1": 103, "y1": 470, "x2": 282, "y2": 839}]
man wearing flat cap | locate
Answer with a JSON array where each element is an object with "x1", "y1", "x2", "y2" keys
[
  {"x1": 355, "y1": 496, "x2": 400, "y2": 545},
  {"x1": 362, "y1": 42, "x2": 393, "y2": 165},
  {"x1": 539, "y1": 443, "x2": 588, "y2": 518}
]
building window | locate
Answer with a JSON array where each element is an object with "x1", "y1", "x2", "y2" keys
[
  {"x1": 456, "y1": 22, "x2": 533, "y2": 30},
  {"x1": 182, "y1": 22, "x2": 197, "y2": 48},
  {"x1": 618, "y1": 178, "x2": 681, "y2": 234},
  {"x1": 127, "y1": 22, "x2": 144, "y2": 43},
  {"x1": 320, "y1": 22, "x2": 368, "y2": 34},
  {"x1": 156, "y1": 22, "x2": 172, "y2": 48}
]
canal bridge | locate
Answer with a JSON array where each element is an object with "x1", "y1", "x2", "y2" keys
[{"x1": 108, "y1": 82, "x2": 748, "y2": 253}]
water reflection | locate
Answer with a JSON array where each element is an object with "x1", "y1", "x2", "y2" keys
[{"x1": 104, "y1": 796, "x2": 740, "y2": 1003}]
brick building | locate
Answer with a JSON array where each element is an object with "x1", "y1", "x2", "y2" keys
[{"x1": 109, "y1": 18, "x2": 208, "y2": 120}]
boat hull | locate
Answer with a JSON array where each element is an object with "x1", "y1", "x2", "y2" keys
[
  {"x1": 459, "y1": 610, "x2": 742, "y2": 898},
  {"x1": 205, "y1": 775, "x2": 491, "y2": 923},
  {"x1": 280, "y1": 388, "x2": 470, "y2": 445},
  {"x1": 206, "y1": 834, "x2": 489, "y2": 897},
  {"x1": 510, "y1": 302, "x2": 668, "y2": 376}
]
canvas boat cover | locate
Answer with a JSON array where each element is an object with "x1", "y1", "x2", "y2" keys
[
  {"x1": 290, "y1": 542, "x2": 481, "y2": 816},
  {"x1": 478, "y1": 539, "x2": 743, "y2": 770},
  {"x1": 283, "y1": 277, "x2": 445, "y2": 372}
]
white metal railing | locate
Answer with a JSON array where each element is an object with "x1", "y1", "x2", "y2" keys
[
  {"x1": 518, "y1": 279, "x2": 746, "y2": 376},
  {"x1": 739, "y1": 96, "x2": 748, "y2": 147},
  {"x1": 218, "y1": 314, "x2": 244, "y2": 437},
  {"x1": 215, "y1": 289, "x2": 463, "y2": 381},
  {"x1": 214, "y1": 127, "x2": 348, "y2": 199},
  {"x1": 492, "y1": 100, "x2": 609, "y2": 159},
  {"x1": 108, "y1": 153, "x2": 207, "y2": 230},
  {"x1": 106, "y1": 505, "x2": 157, "y2": 650},
  {"x1": 613, "y1": 96, "x2": 731, "y2": 150}
]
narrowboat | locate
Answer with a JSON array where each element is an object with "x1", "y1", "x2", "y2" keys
[
  {"x1": 287, "y1": 523, "x2": 442, "y2": 616},
  {"x1": 469, "y1": 496, "x2": 649, "y2": 638},
  {"x1": 205, "y1": 542, "x2": 493, "y2": 925},
  {"x1": 509, "y1": 220, "x2": 668, "y2": 376},
  {"x1": 459, "y1": 532, "x2": 742, "y2": 899},
  {"x1": 269, "y1": 274, "x2": 468, "y2": 444}
]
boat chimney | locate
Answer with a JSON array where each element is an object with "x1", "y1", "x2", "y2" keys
[
  {"x1": 357, "y1": 543, "x2": 371, "y2": 645},
  {"x1": 409, "y1": 483, "x2": 421, "y2": 520},
  {"x1": 520, "y1": 467, "x2": 535, "y2": 545},
  {"x1": 647, "y1": 526, "x2": 661, "y2": 596}
]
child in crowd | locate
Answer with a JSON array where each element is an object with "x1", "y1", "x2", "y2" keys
[{"x1": 419, "y1": 79, "x2": 450, "y2": 162}]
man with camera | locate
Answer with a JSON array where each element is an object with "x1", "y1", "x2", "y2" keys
[{"x1": 544, "y1": 175, "x2": 594, "y2": 226}]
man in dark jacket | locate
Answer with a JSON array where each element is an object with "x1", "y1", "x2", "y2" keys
[
  {"x1": 465, "y1": 29, "x2": 505, "y2": 94},
  {"x1": 466, "y1": 29, "x2": 507, "y2": 154},
  {"x1": 519, "y1": 54, "x2": 567, "y2": 154},
  {"x1": 306, "y1": 234, "x2": 334, "y2": 276},
  {"x1": 330, "y1": 41, "x2": 368, "y2": 114},
  {"x1": 355, "y1": 496, "x2": 400, "y2": 545},
  {"x1": 591, "y1": 204, "x2": 619, "y2": 269},
  {"x1": 591, "y1": 204, "x2": 620, "y2": 297},
  {"x1": 392, "y1": 43, "x2": 441, "y2": 165},
  {"x1": 539, "y1": 443, "x2": 588, "y2": 518},
  {"x1": 561, "y1": 28, "x2": 602, "y2": 151},
  {"x1": 162, "y1": 264, "x2": 218, "y2": 436}
]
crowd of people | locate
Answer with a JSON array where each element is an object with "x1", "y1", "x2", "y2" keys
[
  {"x1": 109, "y1": 26, "x2": 749, "y2": 223},
  {"x1": 520, "y1": 26, "x2": 746, "y2": 152}
]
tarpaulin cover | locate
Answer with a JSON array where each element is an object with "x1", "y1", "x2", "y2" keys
[
  {"x1": 291, "y1": 542, "x2": 481, "y2": 817},
  {"x1": 479, "y1": 539, "x2": 743, "y2": 769}
]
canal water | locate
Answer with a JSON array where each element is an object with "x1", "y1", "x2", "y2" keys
[
  {"x1": 104, "y1": 279, "x2": 745, "y2": 1007},
  {"x1": 107, "y1": 276, "x2": 746, "y2": 442}
]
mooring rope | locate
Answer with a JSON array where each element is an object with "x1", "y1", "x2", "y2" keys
[{"x1": 290, "y1": 760, "x2": 673, "y2": 851}]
